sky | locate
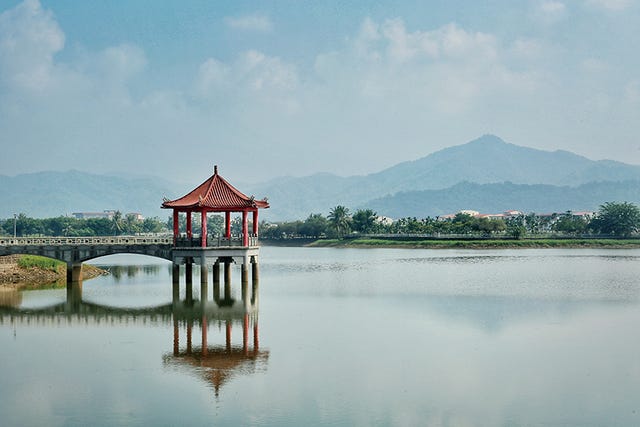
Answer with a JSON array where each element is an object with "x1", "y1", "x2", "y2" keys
[{"x1": 0, "y1": 0, "x2": 639, "y2": 184}]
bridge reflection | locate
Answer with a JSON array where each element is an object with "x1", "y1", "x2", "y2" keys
[{"x1": 0, "y1": 276, "x2": 267, "y2": 399}]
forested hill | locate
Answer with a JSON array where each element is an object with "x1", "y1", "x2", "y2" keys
[
  {"x1": 366, "y1": 180, "x2": 640, "y2": 218},
  {"x1": 245, "y1": 135, "x2": 640, "y2": 219}
]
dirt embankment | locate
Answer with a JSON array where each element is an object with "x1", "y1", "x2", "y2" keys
[{"x1": 0, "y1": 255, "x2": 107, "y2": 290}]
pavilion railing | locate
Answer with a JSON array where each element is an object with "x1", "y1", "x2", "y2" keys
[{"x1": 174, "y1": 234, "x2": 259, "y2": 248}]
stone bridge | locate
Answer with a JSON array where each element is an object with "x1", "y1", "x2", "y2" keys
[{"x1": 0, "y1": 236, "x2": 174, "y2": 263}]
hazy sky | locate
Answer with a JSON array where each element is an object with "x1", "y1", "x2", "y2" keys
[{"x1": 1, "y1": 0, "x2": 639, "y2": 183}]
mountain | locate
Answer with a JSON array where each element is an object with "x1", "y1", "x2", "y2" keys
[
  {"x1": 0, "y1": 170, "x2": 183, "y2": 219},
  {"x1": 3, "y1": 135, "x2": 640, "y2": 220},
  {"x1": 245, "y1": 135, "x2": 640, "y2": 219}
]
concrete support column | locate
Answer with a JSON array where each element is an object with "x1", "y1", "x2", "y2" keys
[
  {"x1": 213, "y1": 262, "x2": 220, "y2": 303},
  {"x1": 200, "y1": 264, "x2": 208, "y2": 302},
  {"x1": 224, "y1": 260, "x2": 231, "y2": 300},
  {"x1": 66, "y1": 263, "x2": 83, "y2": 285},
  {"x1": 185, "y1": 260, "x2": 193, "y2": 304},
  {"x1": 172, "y1": 264, "x2": 180, "y2": 304},
  {"x1": 252, "y1": 262, "x2": 259, "y2": 305}
]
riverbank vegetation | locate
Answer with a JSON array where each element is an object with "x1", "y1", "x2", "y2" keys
[
  {"x1": 261, "y1": 201, "x2": 640, "y2": 243},
  {"x1": 0, "y1": 255, "x2": 106, "y2": 288},
  {"x1": 0, "y1": 212, "x2": 167, "y2": 237}
]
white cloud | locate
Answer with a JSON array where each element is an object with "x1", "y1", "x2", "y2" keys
[
  {"x1": 535, "y1": 1, "x2": 567, "y2": 24},
  {"x1": 587, "y1": 0, "x2": 633, "y2": 10},
  {"x1": 0, "y1": 0, "x2": 64, "y2": 91},
  {"x1": 225, "y1": 14, "x2": 273, "y2": 32}
]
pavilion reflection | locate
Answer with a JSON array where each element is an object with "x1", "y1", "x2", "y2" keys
[{"x1": 0, "y1": 272, "x2": 268, "y2": 399}]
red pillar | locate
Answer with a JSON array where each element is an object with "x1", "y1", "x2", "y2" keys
[
  {"x1": 242, "y1": 211, "x2": 248, "y2": 246},
  {"x1": 226, "y1": 322, "x2": 232, "y2": 352},
  {"x1": 201, "y1": 210, "x2": 207, "y2": 247},
  {"x1": 186, "y1": 211, "x2": 192, "y2": 239},
  {"x1": 225, "y1": 211, "x2": 231, "y2": 239},
  {"x1": 252, "y1": 209, "x2": 258, "y2": 236},
  {"x1": 172, "y1": 210, "x2": 179, "y2": 245}
]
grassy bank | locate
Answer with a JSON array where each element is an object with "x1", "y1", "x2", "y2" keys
[
  {"x1": 1, "y1": 255, "x2": 107, "y2": 289},
  {"x1": 308, "y1": 237, "x2": 640, "y2": 249}
]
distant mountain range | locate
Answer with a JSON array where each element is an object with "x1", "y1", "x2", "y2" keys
[
  {"x1": 2, "y1": 135, "x2": 640, "y2": 220},
  {"x1": 244, "y1": 135, "x2": 640, "y2": 219}
]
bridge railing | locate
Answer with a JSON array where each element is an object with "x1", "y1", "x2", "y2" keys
[{"x1": 0, "y1": 236, "x2": 173, "y2": 246}]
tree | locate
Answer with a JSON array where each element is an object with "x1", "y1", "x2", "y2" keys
[
  {"x1": 328, "y1": 205, "x2": 351, "y2": 237},
  {"x1": 351, "y1": 209, "x2": 378, "y2": 234},
  {"x1": 590, "y1": 201, "x2": 640, "y2": 237},
  {"x1": 300, "y1": 213, "x2": 328, "y2": 237},
  {"x1": 553, "y1": 214, "x2": 587, "y2": 235},
  {"x1": 111, "y1": 211, "x2": 124, "y2": 235}
]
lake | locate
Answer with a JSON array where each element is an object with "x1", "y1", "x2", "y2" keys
[{"x1": 1, "y1": 247, "x2": 640, "y2": 426}]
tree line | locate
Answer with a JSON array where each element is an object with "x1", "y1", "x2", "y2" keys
[
  {"x1": 2, "y1": 201, "x2": 639, "y2": 239},
  {"x1": 261, "y1": 202, "x2": 640, "y2": 239},
  {"x1": 0, "y1": 212, "x2": 167, "y2": 237}
]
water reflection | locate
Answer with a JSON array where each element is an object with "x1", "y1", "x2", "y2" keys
[
  {"x1": 0, "y1": 277, "x2": 268, "y2": 400},
  {"x1": 101, "y1": 264, "x2": 163, "y2": 281}
]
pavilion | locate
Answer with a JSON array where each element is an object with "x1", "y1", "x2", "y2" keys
[
  {"x1": 162, "y1": 166, "x2": 269, "y2": 299},
  {"x1": 162, "y1": 165, "x2": 269, "y2": 248}
]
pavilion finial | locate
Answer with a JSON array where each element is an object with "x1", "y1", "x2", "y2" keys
[{"x1": 214, "y1": 165, "x2": 218, "y2": 175}]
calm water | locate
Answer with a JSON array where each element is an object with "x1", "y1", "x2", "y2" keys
[{"x1": 1, "y1": 247, "x2": 640, "y2": 426}]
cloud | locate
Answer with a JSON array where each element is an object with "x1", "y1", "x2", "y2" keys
[
  {"x1": 536, "y1": 1, "x2": 567, "y2": 23},
  {"x1": 225, "y1": 14, "x2": 273, "y2": 32},
  {"x1": 0, "y1": 0, "x2": 64, "y2": 91},
  {"x1": 586, "y1": 0, "x2": 633, "y2": 10}
]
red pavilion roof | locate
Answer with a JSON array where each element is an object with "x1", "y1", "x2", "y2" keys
[{"x1": 161, "y1": 166, "x2": 269, "y2": 211}]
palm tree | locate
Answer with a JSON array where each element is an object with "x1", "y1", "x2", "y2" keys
[
  {"x1": 110, "y1": 211, "x2": 124, "y2": 235},
  {"x1": 328, "y1": 205, "x2": 351, "y2": 238}
]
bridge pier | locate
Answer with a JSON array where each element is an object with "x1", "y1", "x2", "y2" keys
[{"x1": 66, "y1": 263, "x2": 83, "y2": 285}]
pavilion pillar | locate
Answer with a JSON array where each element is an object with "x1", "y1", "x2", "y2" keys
[
  {"x1": 186, "y1": 320, "x2": 193, "y2": 355},
  {"x1": 242, "y1": 211, "x2": 248, "y2": 246},
  {"x1": 201, "y1": 210, "x2": 207, "y2": 247},
  {"x1": 225, "y1": 212, "x2": 231, "y2": 239},
  {"x1": 186, "y1": 211, "x2": 192, "y2": 239},
  {"x1": 252, "y1": 209, "x2": 258, "y2": 237},
  {"x1": 172, "y1": 210, "x2": 179, "y2": 245}
]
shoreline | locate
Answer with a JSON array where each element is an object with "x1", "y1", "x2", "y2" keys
[
  {"x1": 306, "y1": 237, "x2": 640, "y2": 249},
  {"x1": 0, "y1": 255, "x2": 107, "y2": 290}
]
